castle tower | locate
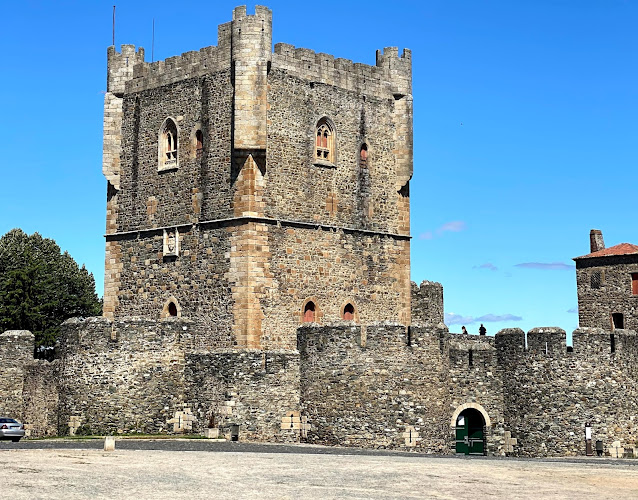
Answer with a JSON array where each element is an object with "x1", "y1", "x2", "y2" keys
[{"x1": 101, "y1": 6, "x2": 413, "y2": 348}]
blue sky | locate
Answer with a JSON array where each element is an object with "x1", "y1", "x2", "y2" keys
[{"x1": 1, "y1": 1, "x2": 637, "y2": 337}]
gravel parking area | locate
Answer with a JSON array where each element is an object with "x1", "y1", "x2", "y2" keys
[{"x1": 1, "y1": 441, "x2": 637, "y2": 499}]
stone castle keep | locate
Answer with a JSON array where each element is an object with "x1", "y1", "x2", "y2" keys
[{"x1": 2, "y1": 6, "x2": 638, "y2": 457}]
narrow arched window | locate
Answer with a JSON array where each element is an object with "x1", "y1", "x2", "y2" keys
[
  {"x1": 303, "y1": 301, "x2": 316, "y2": 323},
  {"x1": 162, "y1": 297, "x2": 181, "y2": 319},
  {"x1": 168, "y1": 302, "x2": 178, "y2": 317},
  {"x1": 159, "y1": 118, "x2": 179, "y2": 170},
  {"x1": 360, "y1": 144, "x2": 368, "y2": 168},
  {"x1": 315, "y1": 118, "x2": 335, "y2": 164},
  {"x1": 343, "y1": 303, "x2": 355, "y2": 321}
]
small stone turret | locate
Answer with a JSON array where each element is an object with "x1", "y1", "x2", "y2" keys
[
  {"x1": 104, "y1": 45, "x2": 145, "y2": 191},
  {"x1": 107, "y1": 44, "x2": 145, "y2": 95},
  {"x1": 230, "y1": 5, "x2": 272, "y2": 151}
]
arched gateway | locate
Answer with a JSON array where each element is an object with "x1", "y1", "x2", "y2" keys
[{"x1": 451, "y1": 404, "x2": 490, "y2": 456}]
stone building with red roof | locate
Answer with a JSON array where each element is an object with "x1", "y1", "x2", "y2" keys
[{"x1": 574, "y1": 229, "x2": 638, "y2": 330}]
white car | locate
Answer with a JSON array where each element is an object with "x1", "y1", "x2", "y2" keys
[{"x1": 0, "y1": 418, "x2": 25, "y2": 442}]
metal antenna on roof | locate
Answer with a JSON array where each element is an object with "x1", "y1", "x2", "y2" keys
[
  {"x1": 112, "y1": 6, "x2": 116, "y2": 46},
  {"x1": 152, "y1": 18, "x2": 155, "y2": 62}
]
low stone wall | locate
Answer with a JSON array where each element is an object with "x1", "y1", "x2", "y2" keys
[
  {"x1": 58, "y1": 317, "x2": 189, "y2": 435},
  {"x1": 22, "y1": 361, "x2": 59, "y2": 437},
  {"x1": 0, "y1": 331, "x2": 34, "y2": 420},
  {"x1": 56, "y1": 317, "x2": 301, "y2": 441},
  {"x1": 185, "y1": 350, "x2": 300, "y2": 442}
]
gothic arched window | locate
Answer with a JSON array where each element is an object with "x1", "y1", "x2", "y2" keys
[
  {"x1": 315, "y1": 118, "x2": 335, "y2": 164},
  {"x1": 159, "y1": 118, "x2": 179, "y2": 170}
]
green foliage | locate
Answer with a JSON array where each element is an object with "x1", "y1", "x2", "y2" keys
[{"x1": 0, "y1": 228, "x2": 102, "y2": 347}]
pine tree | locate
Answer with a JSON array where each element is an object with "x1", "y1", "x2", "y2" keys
[{"x1": 0, "y1": 228, "x2": 102, "y2": 347}]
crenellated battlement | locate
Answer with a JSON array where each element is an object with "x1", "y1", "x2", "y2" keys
[
  {"x1": 114, "y1": 42, "x2": 411, "y2": 98},
  {"x1": 232, "y1": 4, "x2": 272, "y2": 21},
  {"x1": 112, "y1": 5, "x2": 276, "y2": 95},
  {"x1": 411, "y1": 280, "x2": 444, "y2": 325},
  {"x1": 272, "y1": 43, "x2": 411, "y2": 99},
  {"x1": 492, "y1": 326, "x2": 638, "y2": 361},
  {"x1": 127, "y1": 44, "x2": 228, "y2": 93},
  {"x1": 106, "y1": 6, "x2": 410, "y2": 101},
  {"x1": 107, "y1": 44, "x2": 145, "y2": 95}
]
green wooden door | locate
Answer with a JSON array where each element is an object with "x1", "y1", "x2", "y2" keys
[
  {"x1": 454, "y1": 410, "x2": 485, "y2": 455},
  {"x1": 455, "y1": 418, "x2": 469, "y2": 454}
]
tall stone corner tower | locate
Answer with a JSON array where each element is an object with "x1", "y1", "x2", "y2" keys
[{"x1": 99, "y1": 5, "x2": 414, "y2": 350}]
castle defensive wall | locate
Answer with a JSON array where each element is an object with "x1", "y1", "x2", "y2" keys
[
  {"x1": 1, "y1": 6, "x2": 637, "y2": 458},
  {"x1": 3, "y1": 291, "x2": 638, "y2": 457}
]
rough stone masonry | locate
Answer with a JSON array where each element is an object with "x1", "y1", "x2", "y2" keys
[{"x1": 1, "y1": 6, "x2": 637, "y2": 458}]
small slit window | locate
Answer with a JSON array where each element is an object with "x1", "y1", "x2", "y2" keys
[
  {"x1": 632, "y1": 273, "x2": 638, "y2": 295},
  {"x1": 303, "y1": 301, "x2": 316, "y2": 323},
  {"x1": 612, "y1": 313, "x2": 624, "y2": 330},
  {"x1": 343, "y1": 303, "x2": 355, "y2": 321},
  {"x1": 195, "y1": 130, "x2": 203, "y2": 155},
  {"x1": 159, "y1": 118, "x2": 179, "y2": 170},
  {"x1": 360, "y1": 143, "x2": 368, "y2": 168},
  {"x1": 315, "y1": 118, "x2": 335, "y2": 164}
]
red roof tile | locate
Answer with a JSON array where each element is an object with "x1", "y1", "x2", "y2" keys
[{"x1": 574, "y1": 243, "x2": 638, "y2": 260}]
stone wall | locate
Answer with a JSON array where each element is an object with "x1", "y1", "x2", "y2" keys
[
  {"x1": 576, "y1": 255, "x2": 638, "y2": 331},
  {"x1": 265, "y1": 69, "x2": 406, "y2": 234},
  {"x1": 185, "y1": 350, "x2": 300, "y2": 442},
  {"x1": 56, "y1": 317, "x2": 301, "y2": 441},
  {"x1": 447, "y1": 334, "x2": 506, "y2": 454},
  {"x1": 104, "y1": 226, "x2": 235, "y2": 349},
  {"x1": 58, "y1": 317, "x2": 190, "y2": 435},
  {"x1": 0, "y1": 331, "x2": 33, "y2": 420},
  {"x1": 497, "y1": 327, "x2": 638, "y2": 457},
  {"x1": 0, "y1": 331, "x2": 59, "y2": 437},
  {"x1": 298, "y1": 324, "x2": 453, "y2": 452},
  {"x1": 22, "y1": 361, "x2": 59, "y2": 437},
  {"x1": 411, "y1": 280, "x2": 444, "y2": 325}
]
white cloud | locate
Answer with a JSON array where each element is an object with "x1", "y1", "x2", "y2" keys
[
  {"x1": 445, "y1": 312, "x2": 522, "y2": 325},
  {"x1": 445, "y1": 312, "x2": 475, "y2": 325},
  {"x1": 474, "y1": 263, "x2": 497, "y2": 271},
  {"x1": 419, "y1": 221, "x2": 467, "y2": 241},
  {"x1": 476, "y1": 313, "x2": 522, "y2": 322},
  {"x1": 515, "y1": 262, "x2": 574, "y2": 271},
  {"x1": 419, "y1": 231, "x2": 433, "y2": 240},
  {"x1": 439, "y1": 221, "x2": 466, "y2": 233}
]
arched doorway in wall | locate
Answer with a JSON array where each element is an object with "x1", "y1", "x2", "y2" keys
[{"x1": 453, "y1": 407, "x2": 487, "y2": 455}]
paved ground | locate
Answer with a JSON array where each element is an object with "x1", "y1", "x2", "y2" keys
[{"x1": 1, "y1": 440, "x2": 637, "y2": 499}]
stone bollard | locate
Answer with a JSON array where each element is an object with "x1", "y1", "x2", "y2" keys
[{"x1": 104, "y1": 436, "x2": 116, "y2": 451}]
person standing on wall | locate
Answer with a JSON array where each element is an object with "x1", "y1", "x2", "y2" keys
[
  {"x1": 461, "y1": 326, "x2": 468, "y2": 335},
  {"x1": 479, "y1": 324, "x2": 486, "y2": 336}
]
